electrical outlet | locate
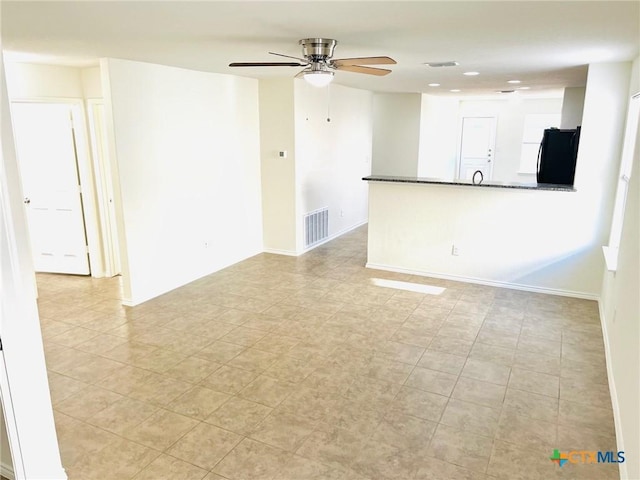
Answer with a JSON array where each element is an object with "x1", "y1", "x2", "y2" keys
[{"x1": 452, "y1": 245, "x2": 460, "y2": 256}]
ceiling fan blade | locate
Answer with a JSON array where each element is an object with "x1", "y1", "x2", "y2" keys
[
  {"x1": 332, "y1": 56, "x2": 396, "y2": 67},
  {"x1": 335, "y1": 65, "x2": 392, "y2": 76},
  {"x1": 269, "y1": 52, "x2": 308, "y2": 63},
  {"x1": 229, "y1": 62, "x2": 305, "y2": 67}
]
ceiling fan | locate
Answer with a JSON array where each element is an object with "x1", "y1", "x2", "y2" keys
[{"x1": 229, "y1": 38, "x2": 396, "y2": 87}]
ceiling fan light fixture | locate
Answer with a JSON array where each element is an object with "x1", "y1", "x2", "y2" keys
[{"x1": 303, "y1": 70, "x2": 334, "y2": 87}]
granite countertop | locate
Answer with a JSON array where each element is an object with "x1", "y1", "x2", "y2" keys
[{"x1": 362, "y1": 175, "x2": 576, "y2": 192}]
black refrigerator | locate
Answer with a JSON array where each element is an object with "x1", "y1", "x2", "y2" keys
[{"x1": 537, "y1": 127, "x2": 581, "y2": 185}]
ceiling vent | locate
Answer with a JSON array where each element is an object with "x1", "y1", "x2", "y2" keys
[{"x1": 425, "y1": 61, "x2": 459, "y2": 67}]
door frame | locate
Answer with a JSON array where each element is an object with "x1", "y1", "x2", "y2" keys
[
  {"x1": 457, "y1": 115, "x2": 497, "y2": 180},
  {"x1": 86, "y1": 99, "x2": 121, "y2": 277},
  {"x1": 10, "y1": 97, "x2": 105, "y2": 277}
]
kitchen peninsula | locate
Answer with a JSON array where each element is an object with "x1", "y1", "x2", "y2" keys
[{"x1": 362, "y1": 174, "x2": 602, "y2": 299}]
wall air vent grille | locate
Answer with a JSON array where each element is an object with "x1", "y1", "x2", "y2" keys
[{"x1": 304, "y1": 207, "x2": 329, "y2": 248}]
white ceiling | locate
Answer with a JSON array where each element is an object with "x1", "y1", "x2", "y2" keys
[{"x1": 2, "y1": 1, "x2": 639, "y2": 97}]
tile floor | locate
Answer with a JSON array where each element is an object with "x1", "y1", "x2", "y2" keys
[{"x1": 37, "y1": 226, "x2": 619, "y2": 479}]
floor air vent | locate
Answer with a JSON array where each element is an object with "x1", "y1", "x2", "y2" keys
[{"x1": 304, "y1": 207, "x2": 329, "y2": 248}]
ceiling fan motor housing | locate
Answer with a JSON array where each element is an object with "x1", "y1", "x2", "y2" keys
[{"x1": 299, "y1": 38, "x2": 337, "y2": 62}]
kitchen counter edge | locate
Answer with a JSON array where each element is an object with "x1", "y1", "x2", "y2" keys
[{"x1": 362, "y1": 175, "x2": 576, "y2": 192}]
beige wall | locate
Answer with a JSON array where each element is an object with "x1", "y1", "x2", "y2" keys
[
  {"x1": 372, "y1": 93, "x2": 422, "y2": 176},
  {"x1": 103, "y1": 58, "x2": 263, "y2": 305},
  {"x1": 5, "y1": 62, "x2": 83, "y2": 98},
  {"x1": 81, "y1": 66, "x2": 102, "y2": 98},
  {"x1": 417, "y1": 94, "x2": 459, "y2": 179},
  {"x1": 560, "y1": 86, "x2": 586, "y2": 129},
  {"x1": 259, "y1": 78, "x2": 298, "y2": 254},
  {"x1": 259, "y1": 79, "x2": 372, "y2": 255},
  {"x1": 6, "y1": 62, "x2": 100, "y2": 99},
  {"x1": 600, "y1": 55, "x2": 640, "y2": 480},
  {"x1": 294, "y1": 80, "x2": 372, "y2": 251}
]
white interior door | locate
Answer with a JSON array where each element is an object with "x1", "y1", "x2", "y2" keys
[
  {"x1": 458, "y1": 116, "x2": 497, "y2": 181},
  {"x1": 11, "y1": 102, "x2": 90, "y2": 275}
]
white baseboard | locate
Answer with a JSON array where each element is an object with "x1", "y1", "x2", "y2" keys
[
  {"x1": 365, "y1": 262, "x2": 599, "y2": 300},
  {"x1": 1, "y1": 462, "x2": 14, "y2": 480},
  {"x1": 598, "y1": 301, "x2": 626, "y2": 479},
  {"x1": 264, "y1": 220, "x2": 368, "y2": 258},
  {"x1": 263, "y1": 248, "x2": 299, "y2": 257}
]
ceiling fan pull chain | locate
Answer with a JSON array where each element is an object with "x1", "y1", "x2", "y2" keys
[{"x1": 327, "y1": 83, "x2": 331, "y2": 122}]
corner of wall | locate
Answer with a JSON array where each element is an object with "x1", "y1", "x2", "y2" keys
[
  {"x1": 80, "y1": 65, "x2": 103, "y2": 99},
  {"x1": 98, "y1": 58, "x2": 133, "y2": 303}
]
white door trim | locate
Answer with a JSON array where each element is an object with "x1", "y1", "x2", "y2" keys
[
  {"x1": 10, "y1": 97, "x2": 104, "y2": 277},
  {"x1": 87, "y1": 99, "x2": 121, "y2": 277}
]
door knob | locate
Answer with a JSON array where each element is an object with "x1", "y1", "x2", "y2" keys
[{"x1": 24, "y1": 197, "x2": 31, "y2": 204}]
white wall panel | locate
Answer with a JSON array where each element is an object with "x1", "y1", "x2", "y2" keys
[{"x1": 103, "y1": 58, "x2": 262, "y2": 305}]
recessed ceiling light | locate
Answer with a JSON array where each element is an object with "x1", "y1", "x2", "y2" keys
[
  {"x1": 450, "y1": 89, "x2": 461, "y2": 92},
  {"x1": 425, "y1": 61, "x2": 459, "y2": 68},
  {"x1": 463, "y1": 71, "x2": 479, "y2": 76},
  {"x1": 428, "y1": 83, "x2": 440, "y2": 87},
  {"x1": 507, "y1": 80, "x2": 521, "y2": 84},
  {"x1": 518, "y1": 86, "x2": 531, "y2": 90}
]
